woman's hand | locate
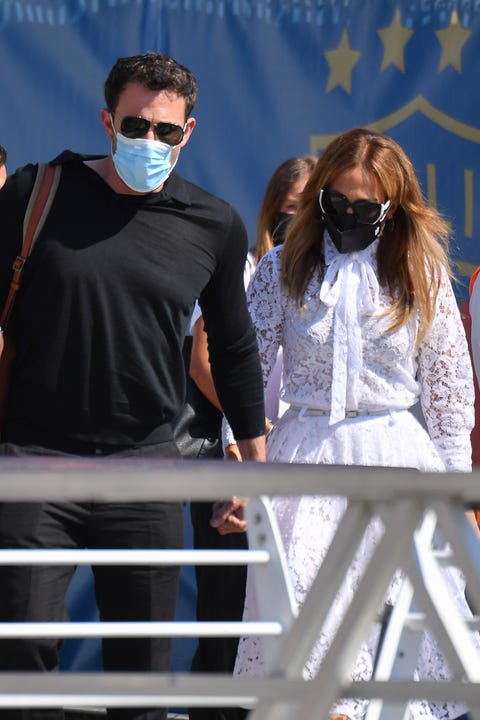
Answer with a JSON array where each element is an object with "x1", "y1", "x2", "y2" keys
[
  {"x1": 210, "y1": 496, "x2": 248, "y2": 534},
  {"x1": 265, "y1": 416, "x2": 274, "y2": 437},
  {"x1": 224, "y1": 443, "x2": 242, "y2": 461}
]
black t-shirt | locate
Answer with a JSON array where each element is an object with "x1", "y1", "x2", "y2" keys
[{"x1": 0, "y1": 152, "x2": 265, "y2": 446}]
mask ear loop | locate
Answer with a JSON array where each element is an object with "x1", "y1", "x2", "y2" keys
[
  {"x1": 318, "y1": 188, "x2": 326, "y2": 215},
  {"x1": 318, "y1": 188, "x2": 333, "y2": 220},
  {"x1": 377, "y1": 199, "x2": 391, "y2": 224},
  {"x1": 109, "y1": 114, "x2": 117, "y2": 136},
  {"x1": 109, "y1": 114, "x2": 119, "y2": 156},
  {"x1": 374, "y1": 200, "x2": 392, "y2": 238}
]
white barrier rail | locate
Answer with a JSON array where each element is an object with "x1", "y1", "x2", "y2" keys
[{"x1": 0, "y1": 457, "x2": 478, "y2": 720}]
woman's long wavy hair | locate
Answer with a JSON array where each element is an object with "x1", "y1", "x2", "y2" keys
[
  {"x1": 254, "y1": 156, "x2": 316, "y2": 264},
  {"x1": 281, "y1": 128, "x2": 451, "y2": 341}
]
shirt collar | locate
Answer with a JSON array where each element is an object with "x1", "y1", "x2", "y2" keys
[{"x1": 157, "y1": 171, "x2": 192, "y2": 206}]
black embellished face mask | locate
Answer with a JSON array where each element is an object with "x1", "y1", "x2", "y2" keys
[
  {"x1": 319, "y1": 188, "x2": 391, "y2": 254},
  {"x1": 272, "y1": 212, "x2": 293, "y2": 246},
  {"x1": 322, "y1": 213, "x2": 384, "y2": 253}
]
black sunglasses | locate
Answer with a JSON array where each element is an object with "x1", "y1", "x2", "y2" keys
[
  {"x1": 319, "y1": 188, "x2": 390, "y2": 225},
  {"x1": 117, "y1": 115, "x2": 185, "y2": 146}
]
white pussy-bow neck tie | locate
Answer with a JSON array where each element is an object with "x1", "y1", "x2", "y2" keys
[{"x1": 319, "y1": 233, "x2": 381, "y2": 425}]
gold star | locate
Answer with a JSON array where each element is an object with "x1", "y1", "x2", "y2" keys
[
  {"x1": 377, "y1": 7, "x2": 414, "y2": 72},
  {"x1": 436, "y1": 9, "x2": 471, "y2": 72},
  {"x1": 324, "y1": 30, "x2": 361, "y2": 94}
]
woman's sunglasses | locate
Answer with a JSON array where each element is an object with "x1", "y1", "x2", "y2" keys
[
  {"x1": 319, "y1": 188, "x2": 391, "y2": 225},
  {"x1": 117, "y1": 115, "x2": 186, "y2": 146}
]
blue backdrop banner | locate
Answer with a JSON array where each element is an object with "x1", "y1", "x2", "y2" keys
[{"x1": 1, "y1": 1, "x2": 480, "y2": 296}]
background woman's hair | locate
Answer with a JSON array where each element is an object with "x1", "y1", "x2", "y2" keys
[{"x1": 255, "y1": 156, "x2": 316, "y2": 264}]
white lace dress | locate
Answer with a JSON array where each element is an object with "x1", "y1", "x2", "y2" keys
[{"x1": 234, "y1": 235, "x2": 476, "y2": 720}]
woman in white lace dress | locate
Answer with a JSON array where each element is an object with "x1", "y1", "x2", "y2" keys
[{"x1": 234, "y1": 128, "x2": 476, "y2": 720}]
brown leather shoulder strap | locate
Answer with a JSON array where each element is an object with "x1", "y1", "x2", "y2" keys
[
  {"x1": 0, "y1": 163, "x2": 62, "y2": 330},
  {"x1": 23, "y1": 163, "x2": 62, "y2": 255}
]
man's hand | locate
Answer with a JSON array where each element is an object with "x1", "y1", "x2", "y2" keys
[{"x1": 210, "y1": 496, "x2": 248, "y2": 535}]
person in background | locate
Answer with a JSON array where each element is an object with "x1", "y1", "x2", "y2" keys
[
  {"x1": 248, "y1": 155, "x2": 317, "y2": 428},
  {"x1": 467, "y1": 266, "x2": 480, "y2": 533},
  {"x1": 253, "y1": 155, "x2": 317, "y2": 265},
  {"x1": 0, "y1": 145, "x2": 7, "y2": 189},
  {"x1": 0, "y1": 52, "x2": 265, "y2": 720},
  {"x1": 187, "y1": 156, "x2": 315, "y2": 720},
  {"x1": 232, "y1": 128, "x2": 477, "y2": 720},
  {"x1": 469, "y1": 266, "x2": 480, "y2": 385},
  {"x1": 191, "y1": 156, "x2": 316, "y2": 460}
]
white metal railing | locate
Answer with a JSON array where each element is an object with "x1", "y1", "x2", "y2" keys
[{"x1": 0, "y1": 457, "x2": 478, "y2": 719}]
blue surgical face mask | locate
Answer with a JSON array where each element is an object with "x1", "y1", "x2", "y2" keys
[{"x1": 111, "y1": 126, "x2": 178, "y2": 193}]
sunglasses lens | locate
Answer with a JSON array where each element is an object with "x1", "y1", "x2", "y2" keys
[
  {"x1": 155, "y1": 123, "x2": 183, "y2": 145},
  {"x1": 154, "y1": 122, "x2": 184, "y2": 146},
  {"x1": 353, "y1": 200, "x2": 383, "y2": 224},
  {"x1": 120, "y1": 116, "x2": 151, "y2": 139},
  {"x1": 321, "y1": 190, "x2": 350, "y2": 215},
  {"x1": 321, "y1": 190, "x2": 348, "y2": 216}
]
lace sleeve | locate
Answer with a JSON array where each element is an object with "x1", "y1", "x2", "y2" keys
[
  {"x1": 418, "y1": 271, "x2": 474, "y2": 471},
  {"x1": 247, "y1": 248, "x2": 285, "y2": 393},
  {"x1": 222, "y1": 249, "x2": 284, "y2": 450}
]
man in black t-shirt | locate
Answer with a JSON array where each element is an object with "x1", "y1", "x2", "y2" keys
[{"x1": 0, "y1": 53, "x2": 265, "y2": 720}]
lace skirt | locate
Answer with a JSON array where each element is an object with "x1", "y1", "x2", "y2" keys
[{"x1": 234, "y1": 408, "x2": 473, "y2": 720}]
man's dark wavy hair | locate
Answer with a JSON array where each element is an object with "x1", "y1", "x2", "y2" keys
[{"x1": 104, "y1": 52, "x2": 198, "y2": 117}]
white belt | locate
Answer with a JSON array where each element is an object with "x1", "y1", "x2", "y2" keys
[{"x1": 289, "y1": 404, "x2": 395, "y2": 421}]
